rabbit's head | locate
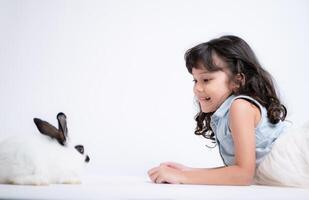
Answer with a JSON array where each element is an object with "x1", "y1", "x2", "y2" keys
[{"x1": 33, "y1": 112, "x2": 90, "y2": 164}]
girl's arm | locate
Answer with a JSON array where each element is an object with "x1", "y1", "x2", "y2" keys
[{"x1": 148, "y1": 99, "x2": 258, "y2": 185}]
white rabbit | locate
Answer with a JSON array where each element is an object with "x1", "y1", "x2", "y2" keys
[{"x1": 0, "y1": 112, "x2": 90, "y2": 185}]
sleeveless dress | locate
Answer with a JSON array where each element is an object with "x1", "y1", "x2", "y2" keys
[{"x1": 210, "y1": 95, "x2": 309, "y2": 187}]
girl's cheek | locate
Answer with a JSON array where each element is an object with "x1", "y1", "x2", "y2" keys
[
  {"x1": 193, "y1": 85, "x2": 197, "y2": 94},
  {"x1": 193, "y1": 86, "x2": 195, "y2": 91}
]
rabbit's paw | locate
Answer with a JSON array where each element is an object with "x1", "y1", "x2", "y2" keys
[
  {"x1": 61, "y1": 179, "x2": 81, "y2": 184},
  {"x1": 9, "y1": 175, "x2": 49, "y2": 186}
]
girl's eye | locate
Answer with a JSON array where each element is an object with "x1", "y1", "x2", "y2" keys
[
  {"x1": 193, "y1": 79, "x2": 197, "y2": 84},
  {"x1": 203, "y1": 79, "x2": 209, "y2": 82}
]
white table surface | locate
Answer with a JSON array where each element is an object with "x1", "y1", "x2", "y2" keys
[{"x1": 0, "y1": 175, "x2": 308, "y2": 200}]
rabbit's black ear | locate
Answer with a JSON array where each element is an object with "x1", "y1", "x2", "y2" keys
[
  {"x1": 57, "y1": 112, "x2": 68, "y2": 144},
  {"x1": 33, "y1": 118, "x2": 66, "y2": 145}
]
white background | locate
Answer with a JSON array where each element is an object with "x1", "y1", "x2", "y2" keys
[{"x1": 0, "y1": 0, "x2": 308, "y2": 176}]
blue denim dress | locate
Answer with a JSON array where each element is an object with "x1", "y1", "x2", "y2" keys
[{"x1": 210, "y1": 95, "x2": 288, "y2": 166}]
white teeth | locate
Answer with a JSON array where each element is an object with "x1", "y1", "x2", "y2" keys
[{"x1": 199, "y1": 97, "x2": 211, "y2": 101}]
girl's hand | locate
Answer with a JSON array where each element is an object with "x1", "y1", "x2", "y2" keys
[
  {"x1": 159, "y1": 162, "x2": 192, "y2": 171},
  {"x1": 148, "y1": 162, "x2": 189, "y2": 184}
]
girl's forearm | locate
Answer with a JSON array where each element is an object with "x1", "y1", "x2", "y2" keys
[{"x1": 181, "y1": 165, "x2": 254, "y2": 185}]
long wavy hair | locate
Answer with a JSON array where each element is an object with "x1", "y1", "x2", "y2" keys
[{"x1": 185, "y1": 35, "x2": 287, "y2": 142}]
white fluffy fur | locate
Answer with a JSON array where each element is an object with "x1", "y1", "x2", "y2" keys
[
  {"x1": 255, "y1": 122, "x2": 309, "y2": 188},
  {"x1": 0, "y1": 134, "x2": 86, "y2": 185}
]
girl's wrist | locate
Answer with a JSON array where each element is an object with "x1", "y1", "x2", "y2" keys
[{"x1": 179, "y1": 170, "x2": 189, "y2": 184}]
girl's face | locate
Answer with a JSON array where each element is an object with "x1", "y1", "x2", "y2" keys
[{"x1": 192, "y1": 55, "x2": 233, "y2": 113}]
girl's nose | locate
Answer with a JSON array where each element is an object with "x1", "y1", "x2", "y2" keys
[{"x1": 195, "y1": 83, "x2": 204, "y2": 93}]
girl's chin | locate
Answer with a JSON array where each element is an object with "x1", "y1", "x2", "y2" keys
[
  {"x1": 200, "y1": 103, "x2": 217, "y2": 113},
  {"x1": 201, "y1": 108, "x2": 214, "y2": 113},
  {"x1": 201, "y1": 107, "x2": 214, "y2": 113}
]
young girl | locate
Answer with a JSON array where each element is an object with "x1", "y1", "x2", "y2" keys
[{"x1": 148, "y1": 35, "x2": 309, "y2": 187}]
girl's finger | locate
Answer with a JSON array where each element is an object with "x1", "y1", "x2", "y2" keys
[
  {"x1": 149, "y1": 170, "x2": 159, "y2": 183},
  {"x1": 148, "y1": 166, "x2": 159, "y2": 176},
  {"x1": 155, "y1": 175, "x2": 164, "y2": 184},
  {"x1": 156, "y1": 175, "x2": 170, "y2": 184}
]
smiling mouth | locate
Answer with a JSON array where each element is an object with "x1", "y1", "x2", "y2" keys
[{"x1": 199, "y1": 97, "x2": 211, "y2": 101}]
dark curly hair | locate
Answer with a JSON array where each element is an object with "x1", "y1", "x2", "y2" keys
[{"x1": 185, "y1": 35, "x2": 287, "y2": 142}]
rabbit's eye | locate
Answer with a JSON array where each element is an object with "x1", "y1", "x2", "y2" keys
[{"x1": 75, "y1": 145, "x2": 84, "y2": 154}]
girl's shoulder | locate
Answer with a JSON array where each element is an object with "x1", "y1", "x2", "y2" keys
[
  {"x1": 229, "y1": 95, "x2": 266, "y2": 114},
  {"x1": 212, "y1": 95, "x2": 265, "y2": 122},
  {"x1": 229, "y1": 95, "x2": 262, "y2": 108},
  {"x1": 229, "y1": 97, "x2": 262, "y2": 128}
]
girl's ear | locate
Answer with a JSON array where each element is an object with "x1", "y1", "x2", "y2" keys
[{"x1": 231, "y1": 73, "x2": 246, "y2": 92}]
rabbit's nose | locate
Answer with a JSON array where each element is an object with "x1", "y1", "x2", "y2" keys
[{"x1": 85, "y1": 155, "x2": 90, "y2": 163}]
